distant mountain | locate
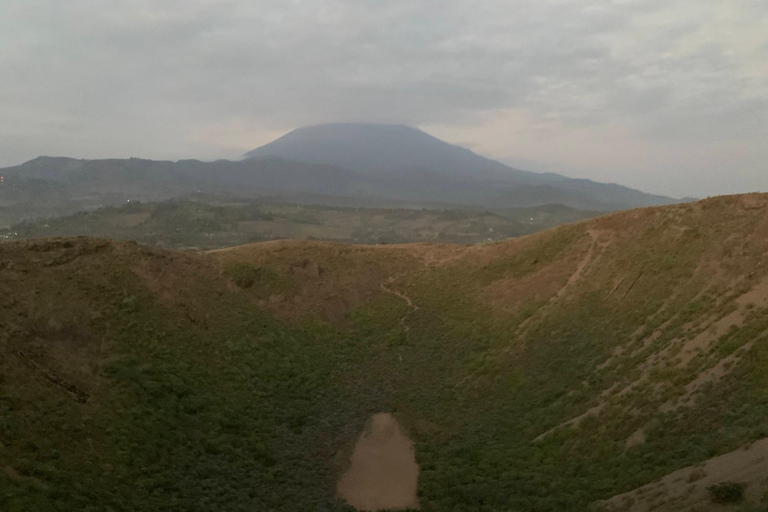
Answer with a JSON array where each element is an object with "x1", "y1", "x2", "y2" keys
[
  {"x1": 0, "y1": 157, "x2": 371, "y2": 225},
  {"x1": 2, "y1": 156, "x2": 362, "y2": 196},
  {"x1": 0, "y1": 124, "x2": 679, "y2": 225},
  {"x1": 493, "y1": 179, "x2": 681, "y2": 212},
  {"x1": 244, "y1": 123, "x2": 552, "y2": 184},
  {"x1": 244, "y1": 123, "x2": 677, "y2": 209}
]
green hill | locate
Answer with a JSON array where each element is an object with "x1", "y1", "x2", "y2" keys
[{"x1": 2, "y1": 194, "x2": 768, "y2": 511}]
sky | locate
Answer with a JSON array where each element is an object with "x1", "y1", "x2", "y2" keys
[{"x1": 1, "y1": 1, "x2": 766, "y2": 198}]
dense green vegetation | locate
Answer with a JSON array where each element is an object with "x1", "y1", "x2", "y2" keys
[
  {"x1": 6, "y1": 197, "x2": 598, "y2": 247},
  {"x1": 2, "y1": 194, "x2": 768, "y2": 511},
  {"x1": 0, "y1": 240, "x2": 393, "y2": 511}
]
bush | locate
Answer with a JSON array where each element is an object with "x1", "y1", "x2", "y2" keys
[
  {"x1": 708, "y1": 482, "x2": 745, "y2": 504},
  {"x1": 224, "y1": 263, "x2": 265, "y2": 289}
]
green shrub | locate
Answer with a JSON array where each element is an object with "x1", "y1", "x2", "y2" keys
[
  {"x1": 708, "y1": 482, "x2": 745, "y2": 504},
  {"x1": 224, "y1": 262, "x2": 264, "y2": 289}
]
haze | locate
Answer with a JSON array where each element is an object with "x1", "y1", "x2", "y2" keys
[{"x1": 1, "y1": 1, "x2": 766, "y2": 198}]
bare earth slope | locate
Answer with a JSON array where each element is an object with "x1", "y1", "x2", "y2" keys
[{"x1": 337, "y1": 413, "x2": 420, "y2": 511}]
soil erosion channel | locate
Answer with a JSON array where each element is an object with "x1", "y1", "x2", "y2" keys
[{"x1": 337, "y1": 413, "x2": 420, "y2": 511}]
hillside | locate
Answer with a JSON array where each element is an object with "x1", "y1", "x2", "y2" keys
[
  {"x1": 3, "y1": 194, "x2": 768, "y2": 511},
  {"x1": 7, "y1": 198, "x2": 599, "y2": 248}
]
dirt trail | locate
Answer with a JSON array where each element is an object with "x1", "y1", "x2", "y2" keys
[
  {"x1": 381, "y1": 276, "x2": 420, "y2": 336},
  {"x1": 337, "y1": 413, "x2": 420, "y2": 511},
  {"x1": 456, "y1": 230, "x2": 608, "y2": 390},
  {"x1": 513, "y1": 229, "x2": 609, "y2": 341},
  {"x1": 555, "y1": 230, "x2": 603, "y2": 299}
]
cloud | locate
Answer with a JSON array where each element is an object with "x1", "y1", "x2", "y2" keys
[{"x1": 0, "y1": 0, "x2": 765, "y2": 196}]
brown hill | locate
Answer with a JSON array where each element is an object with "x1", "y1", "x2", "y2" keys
[{"x1": 2, "y1": 193, "x2": 768, "y2": 511}]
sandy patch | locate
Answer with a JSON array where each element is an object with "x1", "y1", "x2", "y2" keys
[
  {"x1": 625, "y1": 428, "x2": 646, "y2": 450},
  {"x1": 337, "y1": 413, "x2": 420, "y2": 511}
]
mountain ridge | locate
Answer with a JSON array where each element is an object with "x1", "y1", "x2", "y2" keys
[
  {"x1": 1, "y1": 154, "x2": 675, "y2": 231},
  {"x1": 1, "y1": 124, "x2": 678, "y2": 223},
  {"x1": 243, "y1": 123, "x2": 677, "y2": 209}
]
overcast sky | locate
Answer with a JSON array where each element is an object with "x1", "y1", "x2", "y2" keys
[{"x1": 1, "y1": 1, "x2": 766, "y2": 198}]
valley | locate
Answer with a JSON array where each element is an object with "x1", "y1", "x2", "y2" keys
[
  {"x1": 2, "y1": 194, "x2": 768, "y2": 511},
  {"x1": 5, "y1": 197, "x2": 599, "y2": 248},
  {"x1": 4, "y1": 1, "x2": 766, "y2": 510}
]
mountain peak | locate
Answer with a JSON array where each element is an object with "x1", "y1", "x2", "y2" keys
[
  {"x1": 243, "y1": 122, "x2": 511, "y2": 178},
  {"x1": 239, "y1": 122, "x2": 677, "y2": 210}
]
